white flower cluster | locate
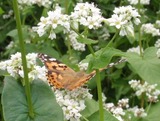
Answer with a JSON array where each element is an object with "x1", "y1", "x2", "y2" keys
[
  {"x1": 154, "y1": 39, "x2": 160, "y2": 49},
  {"x1": 33, "y1": 5, "x2": 70, "y2": 40},
  {"x1": 2, "y1": 10, "x2": 13, "y2": 19},
  {"x1": 104, "y1": 98, "x2": 129, "y2": 121},
  {"x1": 105, "y1": 5, "x2": 141, "y2": 36},
  {"x1": 141, "y1": 23, "x2": 160, "y2": 36},
  {"x1": 54, "y1": 87, "x2": 92, "y2": 121},
  {"x1": 18, "y1": 0, "x2": 52, "y2": 8},
  {"x1": 6, "y1": 41, "x2": 15, "y2": 50},
  {"x1": 129, "y1": 80, "x2": 160, "y2": 102},
  {"x1": 78, "y1": 62, "x2": 89, "y2": 71},
  {"x1": 0, "y1": 52, "x2": 47, "y2": 82},
  {"x1": 128, "y1": 106, "x2": 147, "y2": 118},
  {"x1": 155, "y1": 39, "x2": 160, "y2": 58},
  {"x1": 127, "y1": 46, "x2": 143, "y2": 55},
  {"x1": 156, "y1": 20, "x2": 160, "y2": 28},
  {"x1": 33, "y1": 2, "x2": 104, "y2": 40},
  {"x1": 104, "y1": 96, "x2": 147, "y2": 120},
  {"x1": 70, "y1": 2, "x2": 104, "y2": 29},
  {"x1": 68, "y1": 31, "x2": 85, "y2": 51},
  {"x1": 127, "y1": 0, "x2": 150, "y2": 5}
]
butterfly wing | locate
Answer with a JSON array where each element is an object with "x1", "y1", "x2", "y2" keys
[
  {"x1": 38, "y1": 53, "x2": 77, "y2": 89},
  {"x1": 65, "y1": 71, "x2": 96, "y2": 90}
]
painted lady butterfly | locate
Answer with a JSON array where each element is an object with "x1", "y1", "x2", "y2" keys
[
  {"x1": 38, "y1": 53, "x2": 96, "y2": 90},
  {"x1": 38, "y1": 53, "x2": 125, "y2": 90}
]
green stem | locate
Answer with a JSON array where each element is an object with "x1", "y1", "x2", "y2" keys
[
  {"x1": 82, "y1": 116, "x2": 89, "y2": 121},
  {"x1": 96, "y1": 69, "x2": 104, "y2": 121},
  {"x1": 140, "y1": 92, "x2": 145, "y2": 108},
  {"x1": 107, "y1": 29, "x2": 119, "y2": 47},
  {"x1": 53, "y1": 39, "x2": 62, "y2": 56},
  {"x1": 138, "y1": 27, "x2": 143, "y2": 57},
  {"x1": 66, "y1": 35, "x2": 72, "y2": 57},
  {"x1": 138, "y1": 0, "x2": 143, "y2": 57},
  {"x1": 146, "y1": 102, "x2": 152, "y2": 113},
  {"x1": 13, "y1": 0, "x2": 34, "y2": 118},
  {"x1": 0, "y1": 99, "x2": 4, "y2": 121},
  {"x1": 65, "y1": 0, "x2": 69, "y2": 14},
  {"x1": 87, "y1": 44, "x2": 95, "y2": 56},
  {"x1": 87, "y1": 45, "x2": 104, "y2": 121}
]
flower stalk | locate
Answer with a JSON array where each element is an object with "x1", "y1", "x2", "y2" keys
[
  {"x1": 87, "y1": 45, "x2": 104, "y2": 121},
  {"x1": 138, "y1": 0, "x2": 143, "y2": 57},
  {"x1": 96, "y1": 69, "x2": 104, "y2": 121},
  {"x1": 107, "y1": 29, "x2": 119, "y2": 47},
  {"x1": 12, "y1": 0, "x2": 34, "y2": 118}
]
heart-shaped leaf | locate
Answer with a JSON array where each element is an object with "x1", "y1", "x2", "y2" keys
[
  {"x1": 126, "y1": 47, "x2": 160, "y2": 89},
  {"x1": 2, "y1": 77, "x2": 64, "y2": 121}
]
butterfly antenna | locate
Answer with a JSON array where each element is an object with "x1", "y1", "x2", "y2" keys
[{"x1": 99, "y1": 59, "x2": 126, "y2": 72}]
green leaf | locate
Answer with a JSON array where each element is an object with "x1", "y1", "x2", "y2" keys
[
  {"x1": 0, "y1": 70, "x2": 9, "y2": 76},
  {"x1": 139, "y1": 102, "x2": 160, "y2": 121},
  {"x1": 88, "y1": 109, "x2": 119, "y2": 121},
  {"x1": 7, "y1": 26, "x2": 29, "y2": 41},
  {"x1": 126, "y1": 47, "x2": 160, "y2": 89},
  {"x1": 81, "y1": 99, "x2": 118, "y2": 121},
  {"x1": 0, "y1": 7, "x2": 4, "y2": 14},
  {"x1": 81, "y1": 99, "x2": 99, "y2": 118},
  {"x1": 2, "y1": 77, "x2": 64, "y2": 121},
  {"x1": 77, "y1": 36, "x2": 98, "y2": 45},
  {"x1": 84, "y1": 47, "x2": 125, "y2": 72}
]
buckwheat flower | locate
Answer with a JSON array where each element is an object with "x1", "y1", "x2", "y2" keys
[
  {"x1": 33, "y1": 5, "x2": 70, "y2": 39},
  {"x1": 128, "y1": 106, "x2": 147, "y2": 117},
  {"x1": 71, "y1": 2, "x2": 104, "y2": 29},
  {"x1": 127, "y1": 0, "x2": 150, "y2": 5},
  {"x1": 102, "y1": 93, "x2": 107, "y2": 103},
  {"x1": 156, "y1": 49, "x2": 160, "y2": 58},
  {"x1": 54, "y1": 87, "x2": 92, "y2": 121},
  {"x1": 97, "y1": 27, "x2": 110, "y2": 41},
  {"x1": 129, "y1": 80, "x2": 141, "y2": 89},
  {"x1": 127, "y1": 46, "x2": 143, "y2": 55},
  {"x1": 78, "y1": 62, "x2": 88, "y2": 71},
  {"x1": 129, "y1": 79, "x2": 160, "y2": 102},
  {"x1": 26, "y1": 53, "x2": 37, "y2": 67},
  {"x1": 0, "y1": 61, "x2": 9, "y2": 70},
  {"x1": 129, "y1": 80, "x2": 146, "y2": 96},
  {"x1": 68, "y1": 31, "x2": 85, "y2": 51},
  {"x1": 155, "y1": 39, "x2": 160, "y2": 58},
  {"x1": 18, "y1": 0, "x2": 52, "y2": 8},
  {"x1": 155, "y1": 39, "x2": 160, "y2": 48},
  {"x1": 2, "y1": 10, "x2": 13, "y2": 19},
  {"x1": 141, "y1": 23, "x2": 160, "y2": 36},
  {"x1": 146, "y1": 92, "x2": 159, "y2": 103},
  {"x1": 146, "y1": 84, "x2": 160, "y2": 102},
  {"x1": 105, "y1": 6, "x2": 140, "y2": 37},
  {"x1": 31, "y1": 0, "x2": 52, "y2": 7},
  {"x1": 29, "y1": 66, "x2": 47, "y2": 81},
  {"x1": 104, "y1": 102, "x2": 125, "y2": 121},
  {"x1": 0, "y1": 52, "x2": 47, "y2": 82},
  {"x1": 104, "y1": 103, "x2": 115, "y2": 111},
  {"x1": 112, "y1": 107, "x2": 125, "y2": 116},
  {"x1": 106, "y1": 14, "x2": 127, "y2": 29},
  {"x1": 156, "y1": 20, "x2": 160, "y2": 28},
  {"x1": 118, "y1": 98, "x2": 129, "y2": 108},
  {"x1": 18, "y1": 0, "x2": 32, "y2": 6}
]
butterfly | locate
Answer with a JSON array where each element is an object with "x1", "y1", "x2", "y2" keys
[
  {"x1": 38, "y1": 53, "x2": 97, "y2": 90},
  {"x1": 38, "y1": 53, "x2": 125, "y2": 90}
]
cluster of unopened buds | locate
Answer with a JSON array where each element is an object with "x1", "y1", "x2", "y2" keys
[{"x1": 129, "y1": 80, "x2": 160, "y2": 102}]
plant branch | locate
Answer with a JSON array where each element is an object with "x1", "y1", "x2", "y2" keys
[
  {"x1": 13, "y1": 0, "x2": 34, "y2": 118},
  {"x1": 87, "y1": 45, "x2": 104, "y2": 121}
]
